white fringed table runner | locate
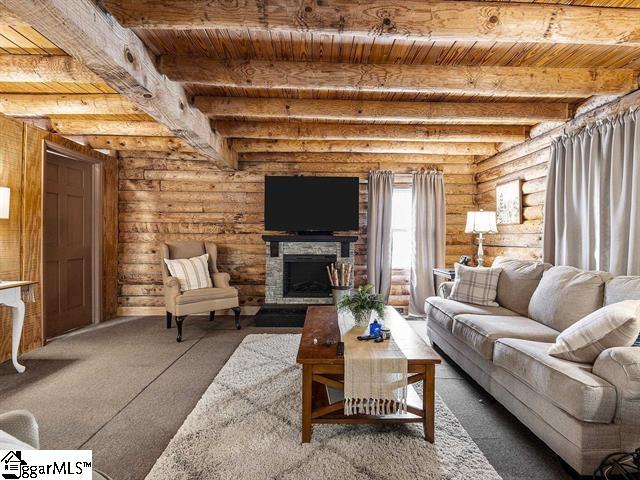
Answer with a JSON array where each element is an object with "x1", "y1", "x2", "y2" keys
[{"x1": 338, "y1": 311, "x2": 408, "y2": 416}]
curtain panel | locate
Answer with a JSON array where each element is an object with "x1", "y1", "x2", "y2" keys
[
  {"x1": 366, "y1": 171, "x2": 394, "y2": 301},
  {"x1": 409, "y1": 171, "x2": 446, "y2": 316},
  {"x1": 543, "y1": 109, "x2": 640, "y2": 275}
]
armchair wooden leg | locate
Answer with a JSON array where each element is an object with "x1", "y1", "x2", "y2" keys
[
  {"x1": 166, "y1": 312, "x2": 172, "y2": 329},
  {"x1": 233, "y1": 307, "x2": 241, "y2": 330},
  {"x1": 176, "y1": 316, "x2": 186, "y2": 342},
  {"x1": 209, "y1": 311, "x2": 215, "y2": 322}
]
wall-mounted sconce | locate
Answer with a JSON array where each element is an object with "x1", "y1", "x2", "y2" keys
[{"x1": 0, "y1": 187, "x2": 10, "y2": 219}]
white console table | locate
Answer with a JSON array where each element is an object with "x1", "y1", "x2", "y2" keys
[{"x1": 0, "y1": 281, "x2": 37, "y2": 373}]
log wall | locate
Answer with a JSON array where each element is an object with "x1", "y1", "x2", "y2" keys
[
  {"x1": 117, "y1": 153, "x2": 477, "y2": 315},
  {"x1": 0, "y1": 114, "x2": 118, "y2": 364},
  {"x1": 475, "y1": 147, "x2": 549, "y2": 265}
]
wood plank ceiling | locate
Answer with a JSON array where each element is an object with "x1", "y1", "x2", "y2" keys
[{"x1": 0, "y1": 0, "x2": 639, "y2": 163}]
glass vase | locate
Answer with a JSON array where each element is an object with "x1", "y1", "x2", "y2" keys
[{"x1": 353, "y1": 309, "x2": 372, "y2": 326}]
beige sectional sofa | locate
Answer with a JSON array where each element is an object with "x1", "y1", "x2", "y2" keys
[{"x1": 425, "y1": 257, "x2": 640, "y2": 475}]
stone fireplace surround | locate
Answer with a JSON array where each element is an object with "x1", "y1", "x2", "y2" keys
[{"x1": 263, "y1": 235, "x2": 358, "y2": 305}]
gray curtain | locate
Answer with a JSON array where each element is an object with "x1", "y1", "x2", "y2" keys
[
  {"x1": 410, "y1": 171, "x2": 446, "y2": 316},
  {"x1": 543, "y1": 109, "x2": 640, "y2": 275},
  {"x1": 367, "y1": 171, "x2": 394, "y2": 301}
]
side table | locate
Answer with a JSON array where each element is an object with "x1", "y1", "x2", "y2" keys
[
  {"x1": 432, "y1": 268, "x2": 456, "y2": 282},
  {"x1": 432, "y1": 268, "x2": 455, "y2": 298},
  {"x1": 0, "y1": 281, "x2": 37, "y2": 373}
]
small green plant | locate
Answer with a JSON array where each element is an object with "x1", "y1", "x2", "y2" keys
[{"x1": 337, "y1": 284, "x2": 385, "y2": 325}]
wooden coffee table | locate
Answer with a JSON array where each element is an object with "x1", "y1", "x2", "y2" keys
[{"x1": 296, "y1": 305, "x2": 441, "y2": 443}]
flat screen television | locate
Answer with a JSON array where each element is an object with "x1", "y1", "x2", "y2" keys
[{"x1": 264, "y1": 176, "x2": 359, "y2": 232}]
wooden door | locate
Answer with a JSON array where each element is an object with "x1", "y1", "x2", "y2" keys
[{"x1": 44, "y1": 150, "x2": 93, "y2": 338}]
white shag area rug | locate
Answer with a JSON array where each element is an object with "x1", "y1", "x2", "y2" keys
[{"x1": 146, "y1": 334, "x2": 502, "y2": 480}]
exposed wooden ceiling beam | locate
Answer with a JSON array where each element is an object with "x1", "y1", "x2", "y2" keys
[
  {"x1": 0, "y1": 0, "x2": 235, "y2": 169},
  {"x1": 64, "y1": 135, "x2": 194, "y2": 152},
  {"x1": 0, "y1": 94, "x2": 143, "y2": 116},
  {"x1": 238, "y1": 156, "x2": 474, "y2": 175},
  {"x1": 0, "y1": 54, "x2": 101, "y2": 83},
  {"x1": 215, "y1": 121, "x2": 528, "y2": 143},
  {"x1": 163, "y1": 57, "x2": 638, "y2": 98},
  {"x1": 232, "y1": 139, "x2": 498, "y2": 155},
  {"x1": 48, "y1": 118, "x2": 172, "y2": 136},
  {"x1": 0, "y1": 5, "x2": 28, "y2": 26},
  {"x1": 196, "y1": 97, "x2": 571, "y2": 125},
  {"x1": 102, "y1": 0, "x2": 640, "y2": 47},
  {"x1": 240, "y1": 152, "x2": 476, "y2": 165}
]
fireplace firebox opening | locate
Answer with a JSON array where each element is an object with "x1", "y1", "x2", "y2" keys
[{"x1": 282, "y1": 254, "x2": 337, "y2": 298}]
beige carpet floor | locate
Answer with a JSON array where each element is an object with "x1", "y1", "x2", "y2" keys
[{"x1": 0, "y1": 314, "x2": 572, "y2": 480}]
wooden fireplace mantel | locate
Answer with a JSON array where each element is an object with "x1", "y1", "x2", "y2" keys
[{"x1": 262, "y1": 234, "x2": 358, "y2": 258}]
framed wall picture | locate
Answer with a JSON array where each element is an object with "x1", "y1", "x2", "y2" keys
[{"x1": 496, "y1": 178, "x2": 522, "y2": 225}]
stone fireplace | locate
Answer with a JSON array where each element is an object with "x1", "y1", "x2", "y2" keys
[{"x1": 263, "y1": 235, "x2": 358, "y2": 306}]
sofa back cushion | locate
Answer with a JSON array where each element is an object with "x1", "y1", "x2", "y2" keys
[
  {"x1": 548, "y1": 300, "x2": 640, "y2": 363},
  {"x1": 528, "y1": 266, "x2": 612, "y2": 331},
  {"x1": 605, "y1": 276, "x2": 640, "y2": 305},
  {"x1": 492, "y1": 256, "x2": 552, "y2": 316}
]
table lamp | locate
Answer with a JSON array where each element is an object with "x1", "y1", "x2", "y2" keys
[
  {"x1": 0, "y1": 187, "x2": 9, "y2": 219},
  {"x1": 465, "y1": 210, "x2": 497, "y2": 267}
]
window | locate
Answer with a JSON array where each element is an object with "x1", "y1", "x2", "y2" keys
[{"x1": 391, "y1": 188, "x2": 412, "y2": 270}]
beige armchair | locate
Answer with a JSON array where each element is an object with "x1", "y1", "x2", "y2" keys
[{"x1": 161, "y1": 241, "x2": 241, "y2": 342}]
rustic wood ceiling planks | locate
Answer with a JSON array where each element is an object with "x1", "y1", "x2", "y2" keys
[{"x1": 0, "y1": 0, "x2": 638, "y2": 164}]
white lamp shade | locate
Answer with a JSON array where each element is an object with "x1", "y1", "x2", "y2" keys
[
  {"x1": 465, "y1": 210, "x2": 497, "y2": 234},
  {"x1": 0, "y1": 187, "x2": 9, "y2": 219}
]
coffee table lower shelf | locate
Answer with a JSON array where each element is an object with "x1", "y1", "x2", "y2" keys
[{"x1": 301, "y1": 363, "x2": 435, "y2": 443}]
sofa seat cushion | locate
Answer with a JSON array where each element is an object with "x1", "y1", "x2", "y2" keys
[
  {"x1": 452, "y1": 314, "x2": 559, "y2": 360},
  {"x1": 494, "y1": 338, "x2": 617, "y2": 423},
  {"x1": 425, "y1": 296, "x2": 518, "y2": 332},
  {"x1": 176, "y1": 287, "x2": 238, "y2": 305}
]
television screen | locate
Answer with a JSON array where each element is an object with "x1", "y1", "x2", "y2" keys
[{"x1": 264, "y1": 176, "x2": 359, "y2": 232}]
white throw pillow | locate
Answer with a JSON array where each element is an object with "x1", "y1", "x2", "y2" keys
[
  {"x1": 164, "y1": 253, "x2": 213, "y2": 292},
  {"x1": 548, "y1": 300, "x2": 640, "y2": 363},
  {"x1": 448, "y1": 264, "x2": 502, "y2": 307}
]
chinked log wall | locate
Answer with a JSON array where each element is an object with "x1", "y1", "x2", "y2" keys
[
  {"x1": 476, "y1": 90, "x2": 640, "y2": 266},
  {"x1": 117, "y1": 153, "x2": 477, "y2": 315}
]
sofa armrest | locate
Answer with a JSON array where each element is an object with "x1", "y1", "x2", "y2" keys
[
  {"x1": 593, "y1": 347, "x2": 640, "y2": 425},
  {"x1": 0, "y1": 410, "x2": 39, "y2": 448},
  {"x1": 437, "y1": 281, "x2": 454, "y2": 298},
  {"x1": 212, "y1": 272, "x2": 231, "y2": 288}
]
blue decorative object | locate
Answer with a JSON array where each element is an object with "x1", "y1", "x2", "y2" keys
[{"x1": 369, "y1": 320, "x2": 382, "y2": 338}]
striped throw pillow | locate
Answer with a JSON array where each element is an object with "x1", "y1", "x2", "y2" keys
[
  {"x1": 548, "y1": 300, "x2": 640, "y2": 363},
  {"x1": 164, "y1": 253, "x2": 213, "y2": 292}
]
